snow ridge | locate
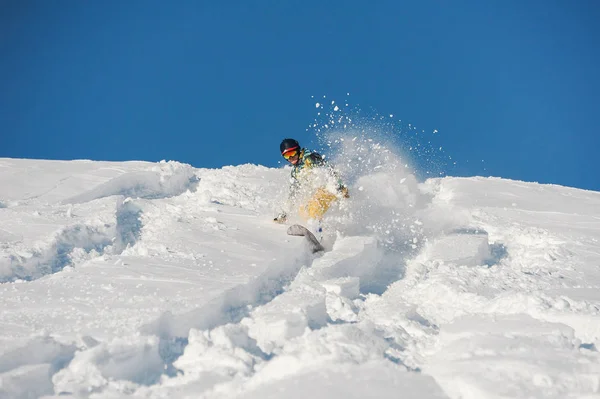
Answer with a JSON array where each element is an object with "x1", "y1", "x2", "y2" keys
[
  {"x1": 0, "y1": 221, "x2": 113, "y2": 283},
  {"x1": 63, "y1": 161, "x2": 198, "y2": 204}
]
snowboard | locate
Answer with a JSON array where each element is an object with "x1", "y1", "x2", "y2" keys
[{"x1": 287, "y1": 224, "x2": 324, "y2": 253}]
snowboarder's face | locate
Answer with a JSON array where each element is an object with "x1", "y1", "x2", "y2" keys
[
  {"x1": 283, "y1": 148, "x2": 300, "y2": 165},
  {"x1": 287, "y1": 153, "x2": 300, "y2": 165}
]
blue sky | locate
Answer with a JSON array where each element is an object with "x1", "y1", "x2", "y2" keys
[{"x1": 1, "y1": 0, "x2": 599, "y2": 190}]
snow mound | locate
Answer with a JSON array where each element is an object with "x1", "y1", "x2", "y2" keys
[
  {"x1": 63, "y1": 161, "x2": 197, "y2": 204},
  {"x1": 0, "y1": 336, "x2": 76, "y2": 399},
  {"x1": 427, "y1": 314, "x2": 600, "y2": 399},
  {"x1": 425, "y1": 229, "x2": 492, "y2": 267},
  {"x1": 52, "y1": 336, "x2": 164, "y2": 396}
]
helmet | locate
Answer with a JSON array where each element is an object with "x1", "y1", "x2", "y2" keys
[{"x1": 280, "y1": 138, "x2": 300, "y2": 154}]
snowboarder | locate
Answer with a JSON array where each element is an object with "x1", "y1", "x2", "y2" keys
[{"x1": 274, "y1": 138, "x2": 349, "y2": 224}]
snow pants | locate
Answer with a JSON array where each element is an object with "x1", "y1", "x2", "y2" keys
[{"x1": 298, "y1": 187, "x2": 338, "y2": 221}]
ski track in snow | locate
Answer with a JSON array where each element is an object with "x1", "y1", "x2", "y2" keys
[
  {"x1": 0, "y1": 161, "x2": 196, "y2": 283},
  {"x1": 1, "y1": 159, "x2": 599, "y2": 398}
]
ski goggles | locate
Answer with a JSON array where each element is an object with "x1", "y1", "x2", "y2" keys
[{"x1": 282, "y1": 147, "x2": 300, "y2": 160}]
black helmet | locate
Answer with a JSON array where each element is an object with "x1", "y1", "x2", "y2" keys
[{"x1": 280, "y1": 138, "x2": 300, "y2": 154}]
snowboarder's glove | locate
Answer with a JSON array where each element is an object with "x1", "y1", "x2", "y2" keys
[
  {"x1": 273, "y1": 213, "x2": 287, "y2": 224},
  {"x1": 338, "y1": 186, "x2": 350, "y2": 198}
]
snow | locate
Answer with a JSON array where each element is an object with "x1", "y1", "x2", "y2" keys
[{"x1": 0, "y1": 156, "x2": 599, "y2": 399}]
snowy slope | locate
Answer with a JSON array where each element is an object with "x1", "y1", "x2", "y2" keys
[{"x1": 0, "y1": 157, "x2": 599, "y2": 399}]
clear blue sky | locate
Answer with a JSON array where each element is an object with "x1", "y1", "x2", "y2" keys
[{"x1": 1, "y1": 0, "x2": 598, "y2": 190}]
